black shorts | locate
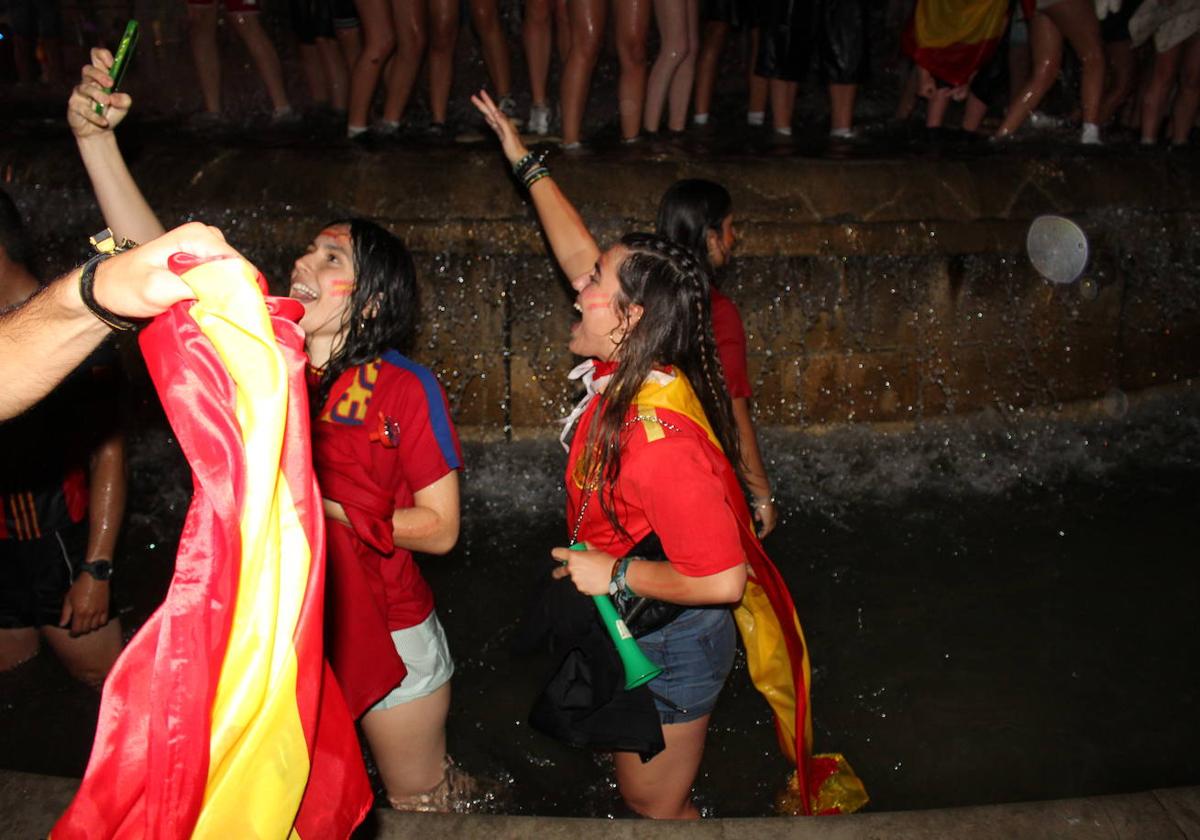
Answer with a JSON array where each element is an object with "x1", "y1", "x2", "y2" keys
[
  {"x1": 755, "y1": 0, "x2": 868, "y2": 84},
  {"x1": 701, "y1": 0, "x2": 749, "y2": 28},
  {"x1": 0, "y1": 520, "x2": 87, "y2": 629},
  {"x1": 1101, "y1": 0, "x2": 1143, "y2": 44},
  {"x1": 291, "y1": 0, "x2": 335, "y2": 43}
]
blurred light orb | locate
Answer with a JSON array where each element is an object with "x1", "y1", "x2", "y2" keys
[{"x1": 1027, "y1": 215, "x2": 1089, "y2": 285}]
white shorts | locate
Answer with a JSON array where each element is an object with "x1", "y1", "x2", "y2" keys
[{"x1": 368, "y1": 610, "x2": 455, "y2": 712}]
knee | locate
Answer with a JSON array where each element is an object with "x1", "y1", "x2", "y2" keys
[
  {"x1": 470, "y1": 2, "x2": 500, "y2": 34},
  {"x1": 364, "y1": 31, "x2": 397, "y2": 62},
  {"x1": 618, "y1": 38, "x2": 648, "y2": 68},
  {"x1": 620, "y1": 793, "x2": 692, "y2": 820}
]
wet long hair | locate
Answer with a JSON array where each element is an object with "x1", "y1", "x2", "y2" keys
[
  {"x1": 310, "y1": 218, "x2": 419, "y2": 415},
  {"x1": 580, "y1": 233, "x2": 741, "y2": 539},
  {"x1": 655, "y1": 179, "x2": 733, "y2": 280}
]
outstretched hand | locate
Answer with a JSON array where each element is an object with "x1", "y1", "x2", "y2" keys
[
  {"x1": 91, "y1": 222, "x2": 243, "y2": 320},
  {"x1": 470, "y1": 88, "x2": 529, "y2": 165},
  {"x1": 68, "y1": 47, "x2": 133, "y2": 139}
]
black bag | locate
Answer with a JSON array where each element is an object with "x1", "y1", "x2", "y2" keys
[{"x1": 613, "y1": 531, "x2": 686, "y2": 638}]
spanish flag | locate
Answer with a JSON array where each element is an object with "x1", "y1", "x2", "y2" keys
[
  {"x1": 902, "y1": 0, "x2": 1028, "y2": 87},
  {"x1": 52, "y1": 256, "x2": 372, "y2": 839},
  {"x1": 632, "y1": 372, "x2": 868, "y2": 815}
]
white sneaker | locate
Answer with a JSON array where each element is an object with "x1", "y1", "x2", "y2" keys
[
  {"x1": 498, "y1": 96, "x2": 523, "y2": 129},
  {"x1": 1080, "y1": 122, "x2": 1101, "y2": 145},
  {"x1": 528, "y1": 103, "x2": 551, "y2": 136}
]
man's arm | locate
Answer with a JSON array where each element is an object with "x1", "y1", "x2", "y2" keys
[{"x1": 0, "y1": 222, "x2": 238, "y2": 420}]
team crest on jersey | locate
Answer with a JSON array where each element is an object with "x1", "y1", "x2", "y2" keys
[{"x1": 321, "y1": 360, "x2": 382, "y2": 426}]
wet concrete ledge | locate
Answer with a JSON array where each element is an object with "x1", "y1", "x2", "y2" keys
[
  {"x1": 4, "y1": 138, "x2": 1200, "y2": 430},
  {"x1": 2, "y1": 768, "x2": 1198, "y2": 840}
]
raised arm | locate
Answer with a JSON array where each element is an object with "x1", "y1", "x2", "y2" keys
[
  {"x1": 67, "y1": 47, "x2": 165, "y2": 244},
  {"x1": 471, "y1": 89, "x2": 601, "y2": 281}
]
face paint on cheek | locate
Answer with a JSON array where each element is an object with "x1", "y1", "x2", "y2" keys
[{"x1": 329, "y1": 278, "x2": 354, "y2": 298}]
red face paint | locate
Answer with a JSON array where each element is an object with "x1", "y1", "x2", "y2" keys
[{"x1": 329, "y1": 278, "x2": 354, "y2": 298}]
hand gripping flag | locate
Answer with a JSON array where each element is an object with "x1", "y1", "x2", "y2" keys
[
  {"x1": 629, "y1": 370, "x2": 868, "y2": 816},
  {"x1": 52, "y1": 255, "x2": 372, "y2": 839}
]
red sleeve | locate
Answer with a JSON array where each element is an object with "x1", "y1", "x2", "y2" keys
[
  {"x1": 621, "y1": 435, "x2": 745, "y2": 577},
  {"x1": 711, "y1": 291, "x2": 752, "y2": 399},
  {"x1": 374, "y1": 364, "x2": 463, "y2": 496}
]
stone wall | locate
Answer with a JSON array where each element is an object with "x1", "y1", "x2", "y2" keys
[{"x1": 5, "y1": 137, "x2": 1199, "y2": 432}]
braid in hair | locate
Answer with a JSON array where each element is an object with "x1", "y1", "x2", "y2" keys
[{"x1": 581, "y1": 233, "x2": 741, "y2": 539}]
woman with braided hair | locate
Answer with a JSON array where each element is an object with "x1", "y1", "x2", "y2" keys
[
  {"x1": 473, "y1": 88, "x2": 866, "y2": 818},
  {"x1": 472, "y1": 89, "x2": 747, "y2": 818}
]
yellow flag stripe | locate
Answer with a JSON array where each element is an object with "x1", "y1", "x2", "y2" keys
[
  {"x1": 914, "y1": 0, "x2": 1008, "y2": 49},
  {"x1": 176, "y1": 261, "x2": 312, "y2": 837}
]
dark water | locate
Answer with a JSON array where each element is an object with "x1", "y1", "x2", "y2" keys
[{"x1": 3, "y1": 389, "x2": 1197, "y2": 816}]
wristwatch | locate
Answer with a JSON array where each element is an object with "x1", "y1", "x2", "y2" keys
[{"x1": 78, "y1": 560, "x2": 114, "y2": 581}]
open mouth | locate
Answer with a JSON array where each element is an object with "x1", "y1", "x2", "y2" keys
[{"x1": 289, "y1": 281, "x2": 319, "y2": 302}]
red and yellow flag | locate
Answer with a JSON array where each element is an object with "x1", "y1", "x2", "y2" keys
[
  {"x1": 632, "y1": 372, "x2": 868, "y2": 816},
  {"x1": 52, "y1": 255, "x2": 372, "y2": 839},
  {"x1": 902, "y1": 0, "x2": 1023, "y2": 87}
]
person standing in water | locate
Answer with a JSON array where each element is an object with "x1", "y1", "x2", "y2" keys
[{"x1": 68, "y1": 48, "x2": 477, "y2": 812}]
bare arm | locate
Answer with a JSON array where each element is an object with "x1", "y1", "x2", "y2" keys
[
  {"x1": 0, "y1": 222, "x2": 237, "y2": 420},
  {"x1": 732, "y1": 396, "x2": 777, "y2": 538},
  {"x1": 551, "y1": 546, "x2": 747, "y2": 605},
  {"x1": 471, "y1": 89, "x2": 601, "y2": 280},
  {"x1": 323, "y1": 470, "x2": 461, "y2": 556},
  {"x1": 60, "y1": 428, "x2": 126, "y2": 635},
  {"x1": 68, "y1": 47, "x2": 165, "y2": 243}
]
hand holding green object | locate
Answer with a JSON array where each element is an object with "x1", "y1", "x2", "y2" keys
[
  {"x1": 568, "y1": 543, "x2": 662, "y2": 690},
  {"x1": 95, "y1": 21, "x2": 139, "y2": 116}
]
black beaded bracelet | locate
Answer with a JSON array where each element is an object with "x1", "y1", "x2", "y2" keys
[
  {"x1": 79, "y1": 252, "x2": 140, "y2": 332},
  {"x1": 511, "y1": 152, "x2": 536, "y2": 175},
  {"x1": 524, "y1": 168, "x2": 551, "y2": 190}
]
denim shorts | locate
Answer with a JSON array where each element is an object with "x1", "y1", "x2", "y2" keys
[{"x1": 637, "y1": 606, "x2": 736, "y2": 725}]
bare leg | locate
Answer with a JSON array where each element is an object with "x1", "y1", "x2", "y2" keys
[
  {"x1": 996, "y1": 12, "x2": 1063, "y2": 136},
  {"x1": 470, "y1": 0, "x2": 513, "y2": 98},
  {"x1": 347, "y1": 0, "x2": 397, "y2": 131},
  {"x1": 560, "y1": 0, "x2": 607, "y2": 145},
  {"x1": 187, "y1": 4, "x2": 222, "y2": 114},
  {"x1": 381, "y1": 0, "x2": 427, "y2": 124},
  {"x1": 614, "y1": 0, "x2": 652, "y2": 140},
  {"x1": 361, "y1": 682, "x2": 451, "y2": 804},
  {"x1": 299, "y1": 43, "x2": 331, "y2": 106},
  {"x1": 748, "y1": 28, "x2": 768, "y2": 120},
  {"x1": 829, "y1": 81, "x2": 856, "y2": 132},
  {"x1": 337, "y1": 22, "x2": 364, "y2": 70},
  {"x1": 524, "y1": 0, "x2": 554, "y2": 106},
  {"x1": 926, "y1": 86, "x2": 952, "y2": 128},
  {"x1": 1141, "y1": 43, "x2": 1181, "y2": 143},
  {"x1": 644, "y1": 0, "x2": 689, "y2": 132},
  {"x1": 1169, "y1": 34, "x2": 1200, "y2": 144},
  {"x1": 1044, "y1": 0, "x2": 1104, "y2": 125},
  {"x1": 0, "y1": 628, "x2": 40, "y2": 671},
  {"x1": 769, "y1": 78, "x2": 797, "y2": 132},
  {"x1": 664, "y1": 0, "x2": 699, "y2": 131},
  {"x1": 427, "y1": 0, "x2": 460, "y2": 126},
  {"x1": 895, "y1": 64, "x2": 919, "y2": 119},
  {"x1": 962, "y1": 92, "x2": 989, "y2": 132},
  {"x1": 1097, "y1": 40, "x2": 1133, "y2": 126},
  {"x1": 317, "y1": 37, "x2": 350, "y2": 111},
  {"x1": 693, "y1": 20, "x2": 729, "y2": 120},
  {"x1": 41, "y1": 620, "x2": 123, "y2": 688},
  {"x1": 613, "y1": 715, "x2": 710, "y2": 819},
  {"x1": 231, "y1": 13, "x2": 292, "y2": 112},
  {"x1": 554, "y1": 0, "x2": 570, "y2": 61}
]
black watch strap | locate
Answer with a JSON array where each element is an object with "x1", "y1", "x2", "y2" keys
[
  {"x1": 80, "y1": 229, "x2": 140, "y2": 332},
  {"x1": 78, "y1": 560, "x2": 114, "y2": 581}
]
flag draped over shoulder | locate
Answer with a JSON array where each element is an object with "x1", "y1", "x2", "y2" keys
[
  {"x1": 632, "y1": 373, "x2": 868, "y2": 816},
  {"x1": 52, "y1": 255, "x2": 372, "y2": 839},
  {"x1": 902, "y1": 0, "x2": 1017, "y2": 87}
]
